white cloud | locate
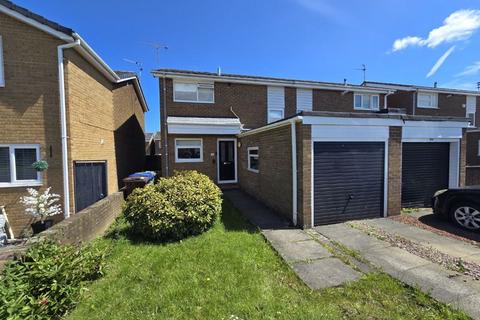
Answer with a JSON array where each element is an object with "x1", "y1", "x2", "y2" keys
[
  {"x1": 392, "y1": 9, "x2": 480, "y2": 52},
  {"x1": 392, "y1": 36, "x2": 423, "y2": 51},
  {"x1": 441, "y1": 79, "x2": 478, "y2": 91},
  {"x1": 456, "y1": 61, "x2": 480, "y2": 77},
  {"x1": 426, "y1": 45, "x2": 456, "y2": 78}
]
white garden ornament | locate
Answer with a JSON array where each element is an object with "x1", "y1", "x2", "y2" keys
[{"x1": 20, "y1": 187, "x2": 62, "y2": 220}]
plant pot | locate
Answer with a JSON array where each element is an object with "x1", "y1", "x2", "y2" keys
[{"x1": 31, "y1": 220, "x2": 53, "y2": 234}]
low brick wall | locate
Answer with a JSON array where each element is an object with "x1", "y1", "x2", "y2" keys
[{"x1": 31, "y1": 192, "x2": 124, "y2": 245}]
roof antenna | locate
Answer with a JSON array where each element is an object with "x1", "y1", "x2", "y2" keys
[
  {"x1": 434, "y1": 81, "x2": 437, "y2": 88},
  {"x1": 217, "y1": 66, "x2": 222, "y2": 76},
  {"x1": 343, "y1": 78, "x2": 347, "y2": 86},
  {"x1": 141, "y1": 41, "x2": 168, "y2": 67},
  {"x1": 355, "y1": 64, "x2": 367, "y2": 84},
  {"x1": 476, "y1": 82, "x2": 480, "y2": 91},
  {"x1": 122, "y1": 58, "x2": 143, "y2": 78}
]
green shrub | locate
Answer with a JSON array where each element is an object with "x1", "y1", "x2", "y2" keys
[
  {"x1": 0, "y1": 240, "x2": 107, "y2": 320},
  {"x1": 123, "y1": 170, "x2": 222, "y2": 241}
]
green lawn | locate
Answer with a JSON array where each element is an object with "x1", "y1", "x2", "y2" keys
[{"x1": 67, "y1": 200, "x2": 468, "y2": 320}]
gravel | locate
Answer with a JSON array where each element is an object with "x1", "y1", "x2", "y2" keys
[{"x1": 349, "y1": 221, "x2": 480, "y2": 280}]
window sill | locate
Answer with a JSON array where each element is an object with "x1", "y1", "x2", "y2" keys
[
  {"x1": 0, "y1": 181, "x2": 43, "y2": 188},
  {"x1": 173, "y1": 99, "x2": 215, "y2": 104},
  {"x1": 354, "y1": 108, "x2": 380, "y2": 111},
  {"x1": 417, "y1": 106, "x2": 439, "y2": 109},
  {"x1": 175, "y1": 159, "x2": 203, "y2": 163},
  {"x1": 248, "y1": 168, "x2": 259, "y2": 173}
]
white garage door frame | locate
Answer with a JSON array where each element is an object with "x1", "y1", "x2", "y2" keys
[
  {"x1": 310, "y1": 124, "x2": 390, "y2": 227},
  {"x1": 402, "y1": 121, "x2": 464, "y2": 188}
]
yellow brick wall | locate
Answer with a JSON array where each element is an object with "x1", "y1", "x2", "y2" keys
[
  {"x1": 64, "y1": 50, "x2": 118, "y2": 213},
  {"x1": 0, "y1": 12, "x2": 65, "y2": 236}
]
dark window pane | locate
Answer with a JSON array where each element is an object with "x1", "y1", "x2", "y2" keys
[
  {"x1": 15, "y1": 148, "x2": 37, "y2": 180},
  {"x1": 0, "y1": 147, "x2": 10, "y2": 182},
  {"x1": 249, "y1": 156, "x2": 259, "y2": 170},
  {"x1": 178, "y1": 147, "x2": 201, "y2": 159}
]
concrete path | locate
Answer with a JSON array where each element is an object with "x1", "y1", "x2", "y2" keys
[
  {"x1": 315, "y1": 221, "x2": 480, "y2": 319},
  {"x1": 364, "y1": 218, "x2": 480, "y2": 265},
  {"x1": 224, "y1": 190, "x2": 361, "y2": 290}
]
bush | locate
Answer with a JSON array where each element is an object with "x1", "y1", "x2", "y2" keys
[
  {"x1": 0, "y1": 241, "x2": 107, "y2": 320},
  {"x1": 123, "y1": 170, "x2": 222, "y2": 241}
]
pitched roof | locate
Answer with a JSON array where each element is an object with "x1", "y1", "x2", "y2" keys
[
  {"x1": 115, "y1": 70, "x2": 138, "y2": 80},
  {"x1": 153, "y1": 69, "x2": 391, "y2": 93},
  {"x1": 364, "y1": 81, "x2": 480, "y2": 96},
  {"x1": 0, "y1": 0, "x2": 73, "y2": 35}
]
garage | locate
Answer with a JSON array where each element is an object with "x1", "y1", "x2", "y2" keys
[
  {"x1": 313, "y1": 142, "x2": 385, "y2": 226},
  {"x1": 401, "y1": 142, "x2": 450, "y2": 208}
]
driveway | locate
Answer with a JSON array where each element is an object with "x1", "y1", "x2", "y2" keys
[{"x1": 314, "y1": 217, "x2": 480, "y2": 319}]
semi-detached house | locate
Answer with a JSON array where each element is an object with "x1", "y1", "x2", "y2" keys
[
  {"x1": 0, "y1": 1, "x2": 148, "y2": 236},
  {"x1": 154, "y1": 69, "x2": 476, "y2": 229}
]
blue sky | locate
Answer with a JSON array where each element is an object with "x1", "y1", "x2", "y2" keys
[{"x1": 15, "y1": 0, "x2": 480, "y2": 132}]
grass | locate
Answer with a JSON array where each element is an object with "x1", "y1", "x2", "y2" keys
[{"x1": 67, "y1": 200, "x2": 469, "y2": 320}]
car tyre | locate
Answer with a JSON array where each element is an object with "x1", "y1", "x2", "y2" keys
[{"x1": 449, "y1": 202, "x2": 480, "y2": 231}]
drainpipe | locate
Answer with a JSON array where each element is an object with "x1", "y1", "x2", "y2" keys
[
  {"x1": 162, "y1": 75, "x2": 169, "y2": 176},
  {"x1": 384, "y1": 91, "x2": 394, "y2": 109},
  {"x1": 291, "y1": 119, "x2": 297, "y2": 226},
  {"x1": 57, "y1": 40, "x2": 80, "y2": 219}
]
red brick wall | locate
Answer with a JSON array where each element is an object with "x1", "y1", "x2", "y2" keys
[
  {"x1": 238, "y1": 125, "x2": 293, "y2": 221},
  {"x1": 297, "y1": 124, "x2": 312, "y2": 228},
  {"x1": 313, "y1": 90, "x2": 385, "y2": 112},
  {"x1": 388, "y1": 127, "x2": 402, "y2": 216}
]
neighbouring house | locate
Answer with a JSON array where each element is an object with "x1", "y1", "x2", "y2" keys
[
  {"x1": 364, "y1": 82, "x2": 480, "y2": 187},
  {"x1": 0, "y1": 1, "x2": 148, "y2": 237},
  {"x1": 145, "y1": 131, "x2": 161, "y2": 156},
  {"x1": 153, "y1": 69, "x2": 474, "y2": 228}
]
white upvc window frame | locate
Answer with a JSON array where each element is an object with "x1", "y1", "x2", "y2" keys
[
  {"x1": 267, "y1": 109, "x2": 284, "y2": 123},
  {"x1": 478, "y1": 140, "x2": 480, "y2": 157},
  {"x1": 417, "y1": 91, "x2": 438, "y2": 109},
  {"x1": 353, "y1": 93, "x2": 380, "y2": 111},
  {"x1": 173, "y1": 80, "x2": 214, "y2": 103},
  {"x1": 467, "y1": 95, "x2": 477, "y2": 127},
  {"x1": 0, "y1": 35, "x2": 4, "y2": 87},
  {"x1": 247, "y1": 147, "x2": 259, "y2": 173},
  {"x1": 174, "y1": 138, "x2": 203, "y2": 163},
  {"x1": 0, "y1": 144, "x2": 42, "y2": 188}
]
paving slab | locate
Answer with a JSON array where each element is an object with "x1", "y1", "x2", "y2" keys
[
  {"x1": 273, "y1": 239, "x2": 332, "y2": 262},
  {"x1": 365, "y1": 218, "x2": 480, "y2": 264},
  {"x1": 457, "y1": 294, "x2": 480, "y2": 320},
  {"x1": 263, "y1": 229, "x2": 311, "y2": 245},
  {"x1": 292, "y1": 257, "x2": 361, "y2": 290},
  {"x1": 224, "y1": 190, "x2": 363, "y2": 290},
  {"x1": 315, "y1": 224, "x2": 390, "y2": 253}
]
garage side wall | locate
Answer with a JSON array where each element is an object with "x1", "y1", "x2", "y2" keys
[
  {"x1": 297, "y1": 124, "x2": 312, "y2": 228},
  {"x1": 388, "y1": 126, "x2": 402, "y2": 216},
  {"x1": 238, "y1": 126, "x2": 293, "y2": 222}
]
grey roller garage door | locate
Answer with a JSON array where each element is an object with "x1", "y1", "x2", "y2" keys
[
  {"x1": 313, "y1": 142, "x2": 385, "y2": 226},
  {"x1": 402, "y1": 142, "x2": 450, "y2": 208}
]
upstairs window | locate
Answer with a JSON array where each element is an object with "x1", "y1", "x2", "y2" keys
[
  {"x1": 173, "y1": 81, "x2": 214, "y2": 103},
  {"x1": 175, "y1": 139, "x2": 203, "y2": 163},
  {"x1": 267, "y1": 86, "x2": 285, "y2": 123},
  {"x1": 0, "y1": 145, "x2": 41, "y2": 187},
  {"x1": 467, "y1": 95, "x2": 477, "y2": 127},
  {"x1": 0, "y1": 35, "x2": 4, "y2": 87},
  {"x1": 247, "y1": 147, "x2": 259, "y2": 173},
  {"x1": 354, "y1": 93, "x2": 379, "y2": 110},
  {"x1": 417, "y1": 92, "x2": 438, "y2": 109},
  {"x1": 267, "y1": 109, "x2": 284, "y2": 123}
]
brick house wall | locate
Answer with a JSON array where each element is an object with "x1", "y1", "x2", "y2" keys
[
  {"x1": 0, "y1": 11, "x2": 145, "y2": 235},
  {"x1": 165, "y1": 134, "x2": 236, "y2": 182},
  {"x1": 466, "y1": 131, "x2": 480, "y2": 185},
  {"x1": 64, "y1": 50, "x2": 118, "y2": 213},
  {"x1": 388, "y1": 127, "x2": 402, "y2": 216},
  {"x1": 313, "y1": 90, "x2": 385, "y2": 112},
  {"x1": 238, "y1": 125, "x2": 293, "y2": 221},
  {"x1": 113, "y1": 82, "x2": 146, "y2": 187},
  {"x1": 296, "y1": 124, "x2": 312, "y2": 228},
  {"x1": 0, "y1": 12, "x2": 64, "y2": 236}
]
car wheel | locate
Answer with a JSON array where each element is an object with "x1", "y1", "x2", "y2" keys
[{"x1": 450, "y1": 202, "x2": 480, "y2": 231}]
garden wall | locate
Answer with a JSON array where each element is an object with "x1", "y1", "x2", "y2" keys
[{"x1": 31, "y1": 192, "x2": 124, "y2": 245}]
